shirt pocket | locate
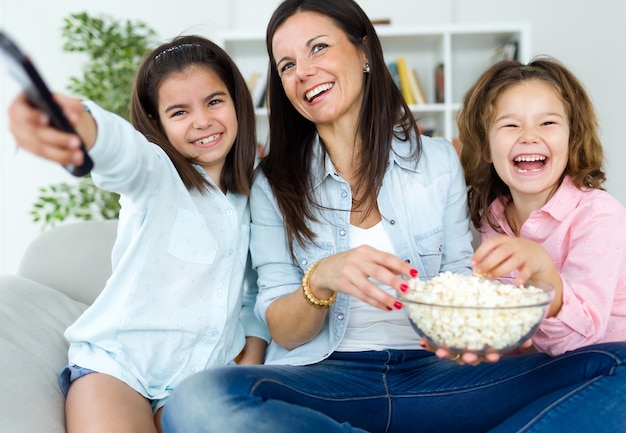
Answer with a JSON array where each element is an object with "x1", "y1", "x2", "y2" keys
[
  {"x1": 414, "y1": 229, "x2": 443, "y2": 278},
  {"x1": 167, "y1": 208, "x2": 218, "y2": 264},
  {"x1": 293, "y1": 241, "x2": 335, "y2": 270}
]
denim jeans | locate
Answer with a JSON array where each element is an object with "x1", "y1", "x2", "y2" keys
[{"x1": 161, "y1": 343, "x2": 626, "y2": 433}]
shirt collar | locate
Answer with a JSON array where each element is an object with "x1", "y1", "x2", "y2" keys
[
  {"x1": 489, "y1": 175, "x2": 583, "y2": 227},
  {"x1": 309, "y1": 133, "x2": 420, "y2": 188},
  {"x1": 540, "y1": 176, "x2": 584, "y2": 221}
]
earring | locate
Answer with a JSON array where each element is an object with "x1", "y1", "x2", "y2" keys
[{"x1": 363, "y1": 63, "x2": 371, "y2": 74}]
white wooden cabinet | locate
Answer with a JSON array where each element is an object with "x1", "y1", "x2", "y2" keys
[{"x1": 218, "y1": 22, "x2": 531, "y2": 145}]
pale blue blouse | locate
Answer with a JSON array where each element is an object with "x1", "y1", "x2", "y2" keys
[
  {"x1": 250, "y1": 134, "x2": 473, "y2": 365},
  {"x1": 64, "y1": 102, "x2": 268, "y2": 402}
]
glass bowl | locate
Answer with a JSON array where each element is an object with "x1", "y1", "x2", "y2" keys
[{"x1": 399, "y1": 273, "x2": 554, "y2": 355}]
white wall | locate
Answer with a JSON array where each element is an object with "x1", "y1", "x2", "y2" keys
[{"x1": 1, "y1": 0, "x2": 625, "y2": 274}]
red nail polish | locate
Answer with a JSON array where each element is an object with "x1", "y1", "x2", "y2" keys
[
  {"x1": 419, "y1": 342, "x2": 426, "y2": 348},
  {"x1": 410, "y1": 269, "x2": 418, "y2": 278},
  {"x1": 400, "y1": 283, "x2": 408, "y2": 293},
  {"x1": 386, "y1": 306, "x2": 393, "y2": 311},
  {"x1": 394, "y1": 301, "x2": 403, "y2": 310}
]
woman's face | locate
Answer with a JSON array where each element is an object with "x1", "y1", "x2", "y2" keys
[
  {"x1": 157, "y1": 65, "x2": 238, "y2": 186},
  {"x1": 272, "y1": 11, "x2": 367, "y2": 128},
  {"x1": 487, "y1": 79, "x2": 570, "y2": 205}
]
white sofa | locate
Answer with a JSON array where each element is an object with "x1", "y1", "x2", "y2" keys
[{"x1": 0, "y1": 220, "x2": 117, "y2": 432}]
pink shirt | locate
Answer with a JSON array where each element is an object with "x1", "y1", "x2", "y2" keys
[{"x1": 481, "y1": 176, "x2": 626, "y2": 356}]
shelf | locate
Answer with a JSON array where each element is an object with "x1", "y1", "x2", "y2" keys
[{"x1": 219, "y1": 22, "x2": 531, "y2": 143}]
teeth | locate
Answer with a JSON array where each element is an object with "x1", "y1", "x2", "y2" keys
[
  {"x1": 195, "y1": 134, "x2": 220, "y2": 145},
  {"x1": 514, "y1": 155, "x2": 545, "y2": 162},
  {"x1": 306, "y1": 83, "x2": 334, "y2": 102}
]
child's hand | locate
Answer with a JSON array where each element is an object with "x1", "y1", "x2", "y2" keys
[
  {"x1": 235, "y1": 336, "x2": 267, "y2": 365},
  {"x1": 7, "y1": 92, "x2": 94, "y2": 166},
  {"x1": 472, "y1": 236, "x2": 564, "y2": 317},
  {"x1": 472, "y1": 236, "x2": 555, "y2": 285}
]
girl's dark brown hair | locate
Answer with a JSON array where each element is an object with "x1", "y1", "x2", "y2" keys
[
  {"x1": 457, "y1": 56, "x2": 605, "y2": 232},
  {"x1": 263, "y1": 0, "x2": 421, "y2": 251},
  {"x1": 130, "y1": 35, "x2": 257, "y2": 195}
]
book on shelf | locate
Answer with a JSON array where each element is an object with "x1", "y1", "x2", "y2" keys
[
  {"x1": 247, "y1": 70, "x2": 268, "y2": 109},
  {"x1": 395, "y1": 56, "x2": 415, "y2": 105},
  {"x1": 490, "y1": 40, "x2": 518, "y2": 63},
  {"x1": 387, "y1": 61, "x2": 401, "y2": 91},
  {"x1": 434, "y1": 63, "x2": 444, "y2": 103},
  {"x1": 246, "y1": 71, "x2": 261, "y2": 94},
  {"x1": 409, "y1": 67, "x2": 428, "y2": 105}
]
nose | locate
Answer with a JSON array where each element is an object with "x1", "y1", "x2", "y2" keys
[
  {"x1": 295, "y1": 57, "x2": 316, "y2": 80},
  {"x1": 519, "y1": 126, "x2": 539, "y2": 143},
  {"x1": 192, "y1": 111, "x2": 212, "y2": 129}
]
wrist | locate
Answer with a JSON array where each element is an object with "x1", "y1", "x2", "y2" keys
[{"x1": 301, "y1": 260, "x2": 336, "y2": 309}]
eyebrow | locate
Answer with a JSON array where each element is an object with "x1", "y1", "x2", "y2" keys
[
  {"x1": 275, "y1": 34, "x2": 328, "y2": 67},
  {"x1": 163, "y1": 91, "x2": 226, "y2": 114},
  {"x1": 493, "y1": 111, "x2": 564, "y2": 122}
]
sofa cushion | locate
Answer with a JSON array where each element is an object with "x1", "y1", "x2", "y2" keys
[
  {"x1": 17, "y1": 220, "x2": 117, "y2": 305},
  {"x1": 0, "y1": 275, "x2": 87, "y2": 433}
]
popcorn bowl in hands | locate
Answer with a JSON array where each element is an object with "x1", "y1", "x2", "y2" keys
[{"x1": 399, "y1": 272, "x2": 554, "y2": 355}]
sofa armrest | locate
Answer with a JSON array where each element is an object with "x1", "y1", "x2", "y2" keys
[{"x1": 0, "y1": 275, "x2": 87, "y2": 433}]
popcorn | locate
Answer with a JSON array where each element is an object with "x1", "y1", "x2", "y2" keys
[{"x1": 403, "y1": 272, "x2": 551, "y2": 353}]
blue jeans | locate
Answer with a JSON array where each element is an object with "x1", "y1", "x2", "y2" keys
[{"x1": 161, "y1": 343, "x2": 626, "y2": 433}]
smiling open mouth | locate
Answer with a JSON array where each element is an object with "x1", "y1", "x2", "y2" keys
[
  {"x1": 194, "y1": 134, "x2": 220, "y2": 145},
  {"x1": 305, "y1": 83, "x2": 334, "y2": 102},
  {"x1": 513, "y1": 155, "x2": 546, "y2": 173}
]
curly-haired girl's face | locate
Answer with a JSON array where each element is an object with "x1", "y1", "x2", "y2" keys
[{"x1": 488, "y1": 79, "x2": 569, "y2": 204}]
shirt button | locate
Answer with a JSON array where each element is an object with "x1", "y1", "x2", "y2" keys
[
  {"x1": 339, "y1": 229, "x2": 347, "y2": 236},
  {"x1": 342, "y1": 191, "x2": 348, "y2": 198},
  {"x1": 390, "y1": 219, "x2": 396, "y2": 225},
  {"x1": 337, "y1": 313, "x2": 345, "y2": 321},
  {"x1": 405, "y1": 259, "x2": 411, "y2": 264},
  {"x1": 226, "y1": 209, "x2": 233, "y2": 216}
]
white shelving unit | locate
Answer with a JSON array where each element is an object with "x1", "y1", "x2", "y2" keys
[{"x1": 218, "y1": 22, "x2": 531, "y2": 144}]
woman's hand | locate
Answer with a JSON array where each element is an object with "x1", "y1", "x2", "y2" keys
[
  {"x1": 420, "y1": 338, "x2": 534, "y2": 366},
  {"x1": 7, "y1": 92, "x2": 95, "y2": 166},
  {"x1": 311, "y1": 245, "x2": 418, "y2": 312}
]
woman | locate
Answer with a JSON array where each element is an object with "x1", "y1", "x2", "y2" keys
[{"x1": 160, "y1": 1, "x2": 626, "y2": 432}]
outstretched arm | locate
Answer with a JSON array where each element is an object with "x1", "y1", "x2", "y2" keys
[{"x1": 8, "y1": 92, "x2": 96, "y2": 166}]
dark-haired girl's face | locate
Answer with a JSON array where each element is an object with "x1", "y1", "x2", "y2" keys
[
  {"x1": 272, "y1": 11, "x2": 367, "y2": 129},
  {"x1": 157, "y1": 65, "x2": 238, "y2": 187}
]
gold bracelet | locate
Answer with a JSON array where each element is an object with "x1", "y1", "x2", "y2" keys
[{"x1": 301, "y1": 260, "x2": 336, "y2": 309}]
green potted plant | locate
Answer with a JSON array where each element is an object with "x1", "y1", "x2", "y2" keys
[{"x1": 31, "y1": 12, "x2": 156, "y2": 230}]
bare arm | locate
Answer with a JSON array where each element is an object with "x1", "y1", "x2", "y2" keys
[{"x1": 266, "y1": 246, "x2": 416, "y2": 350}]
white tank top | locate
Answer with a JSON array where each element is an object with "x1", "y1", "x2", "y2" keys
[{"x1": 334, "y1": 220, "x2": 421, "y2": 352}]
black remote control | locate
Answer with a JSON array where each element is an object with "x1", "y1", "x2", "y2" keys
[{"x1": 0, "y1": 31, "x2": 93, "y2": 176}]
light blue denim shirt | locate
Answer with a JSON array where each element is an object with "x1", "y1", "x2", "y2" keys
[
  {"x1": 250, "y1": 134, "x2": 473, "y2": 365},
  {"x1": 64, "y1": 102, "x2": 269, "y2": 402}
]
